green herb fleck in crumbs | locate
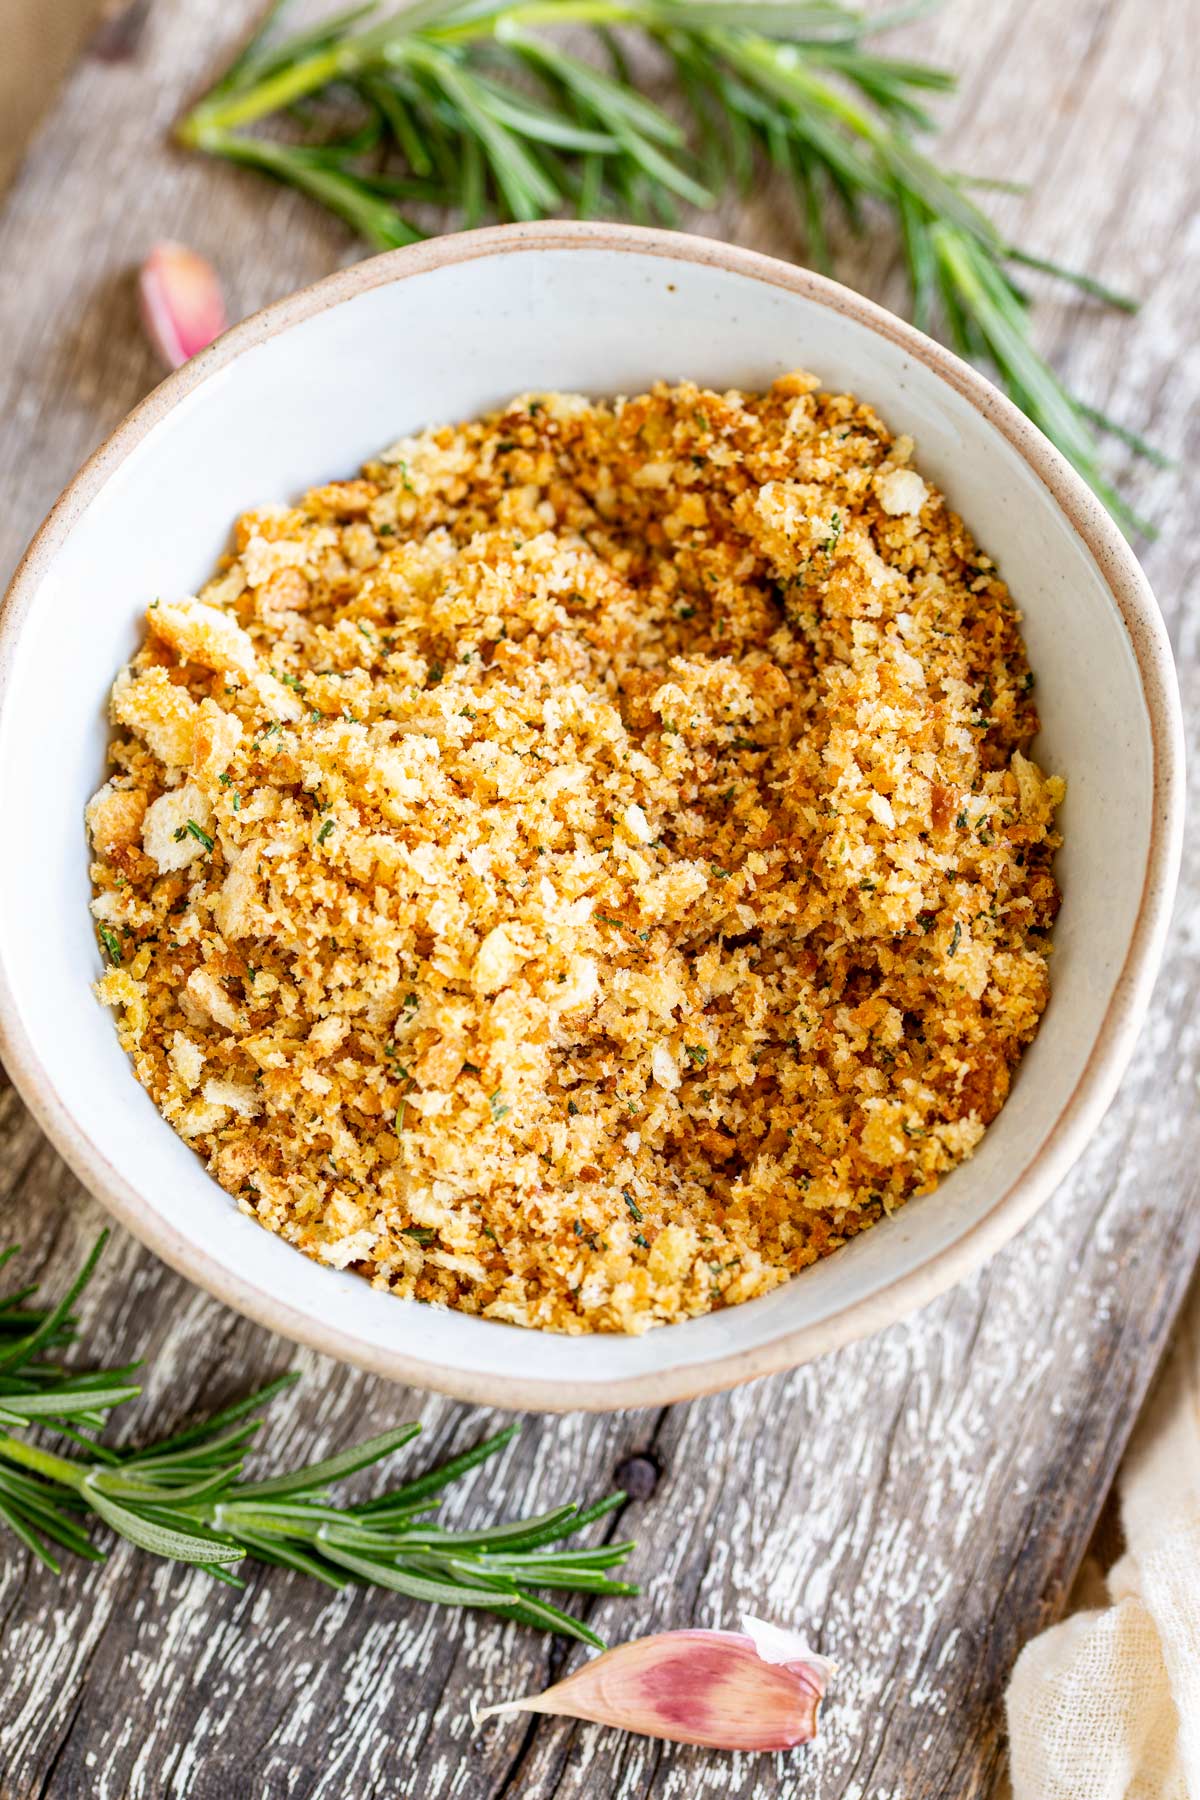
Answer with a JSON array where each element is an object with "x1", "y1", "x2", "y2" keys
[
  {"x1": 185, "y1": 820, "x2": 214, "y2": 852},
  {"x1": 684, "y1": 1045, "x2": 709, "y2": 1068},
  {"x1": 316, "y1": 819, "x2": 335, "y2": 844},
  {"x1": 622, "y1": 1190, "x2": 643, "y2": 1223},
  {"x1": 97, "y1": 925, "x2": 122, "y2": 964},
  {"x1": 489, "y1": 1093, "x2": 511, "y2": 1122},
  {"x1": 402, "y1": 1225, "x2": 435, "y2": 1245}
]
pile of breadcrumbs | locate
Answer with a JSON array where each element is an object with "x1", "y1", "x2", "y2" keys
[{"x1": 88, "y1": 373, "x2": 1063, "y2": 1334}]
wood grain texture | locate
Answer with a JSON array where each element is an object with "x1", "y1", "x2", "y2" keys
[{"x1": 0, "y1": 1, "x2": 1197, "y2": 1795}]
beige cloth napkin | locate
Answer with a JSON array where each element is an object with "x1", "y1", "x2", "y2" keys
[{"x1": 1006, "y1": 1295, "x2": 1200, "y2": 1799}]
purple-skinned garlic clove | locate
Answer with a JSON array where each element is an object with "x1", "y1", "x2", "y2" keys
[
  {"x1": 475, "y1": 1615, "x2": 833, "y2": 1751},
  {"x1": 138, "y1": 241, "x2": 226, "y2": 369}
]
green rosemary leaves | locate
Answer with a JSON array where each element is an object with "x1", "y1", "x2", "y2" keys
[
  {"x1": 178, "y1": 0, "x2": 1162, "y2": 533},
  {"x1": 0, "y1": 1235, "x2": 634, "y2": 1644}
]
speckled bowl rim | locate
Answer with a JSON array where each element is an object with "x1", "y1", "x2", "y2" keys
[{"x1": 0, "y1": 222, "x2": 1185, "y2": 1412}]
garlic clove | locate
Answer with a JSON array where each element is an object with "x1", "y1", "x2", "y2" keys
[
  {"x1": 138, "y1": 241, "x2": 227, "y2": 370},
  {"x1": 741, "y1": 1613, "x2": 837, "y2": 1682},
  {"x1": 475, "y1": 1618, "x2": 831, "y2": 1750}
]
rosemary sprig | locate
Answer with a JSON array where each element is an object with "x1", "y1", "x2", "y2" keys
[
  {"x1": 178, "y1": 0, "x2": 1161, "y2": 534},
  {"x1": 0, "y1": 1235, "x2": 634, "y2": 1645}
]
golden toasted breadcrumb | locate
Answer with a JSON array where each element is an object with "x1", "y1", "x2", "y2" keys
[{"x1": 88, "y1": 375, "x2": 1063, "y2": 1333}]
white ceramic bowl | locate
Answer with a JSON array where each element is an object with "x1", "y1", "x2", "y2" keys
[{"x1": 0, "y1": 224, "x2": 1183, "y2": 1411}]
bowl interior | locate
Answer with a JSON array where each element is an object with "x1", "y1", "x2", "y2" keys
[{"x1": 0, "y1": 237, "x2": 1158, "y2": 1401}]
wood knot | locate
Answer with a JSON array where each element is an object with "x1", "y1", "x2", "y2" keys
[{"x1": 614, "y1": 1452, "x2": 661, "y2": 1502}]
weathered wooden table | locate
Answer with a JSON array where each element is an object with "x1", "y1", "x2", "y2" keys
[{"x1": 0, "y1": 2, "x2": 1196, "y2": 1794}]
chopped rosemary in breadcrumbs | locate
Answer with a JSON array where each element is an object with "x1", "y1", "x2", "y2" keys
[{"x1": 88, "y1": 373, "x2": 1063, "y2": 1334}]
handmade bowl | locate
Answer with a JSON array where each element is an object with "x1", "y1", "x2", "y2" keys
[{"x1": 0, "y1": 224, "x2": 1183, "y2": 1411}]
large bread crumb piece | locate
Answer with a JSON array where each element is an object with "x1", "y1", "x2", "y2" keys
[{"x1": 142, "y1": 783, "x2": 212, "y2": 873}]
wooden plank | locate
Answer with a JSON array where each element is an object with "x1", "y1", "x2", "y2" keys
[
  {"x1": 0, "y1": 1, "x2": 1197, "y2": 1795},
  {"x1": 0, "y1": 0, "x2": 101, "y2": 193}
]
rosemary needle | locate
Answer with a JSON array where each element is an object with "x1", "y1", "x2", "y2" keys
[
  {"x1": 0, "y1": 1235, "x2": 635, "y2": 1644},
  {"x1": 177, "y1": 0, "x2": 1162, "y2": 535}
]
